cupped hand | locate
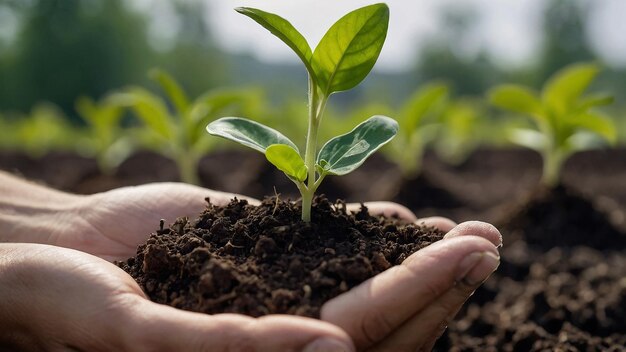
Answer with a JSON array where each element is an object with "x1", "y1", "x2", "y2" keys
[
  {"x1": 0, "y1": 243, "x2": 354, "y2": 352},
  {"x1": 321, "y1": 218, "x2": 501, "y2": 351},
  {"x1": 49, "y1": 183, "x2": 501, "y2": 351}
]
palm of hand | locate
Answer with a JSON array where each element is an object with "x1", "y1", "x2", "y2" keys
[{"x1": 48, "y1": 182, "x2": 500, "y2": 351}]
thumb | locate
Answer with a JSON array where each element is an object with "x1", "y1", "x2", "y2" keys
[{"x1": 127, "y1": 298, "x2": 355, "y2": 352}]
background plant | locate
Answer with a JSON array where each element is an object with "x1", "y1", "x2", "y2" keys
[
  {"x1": 434, "y1": 98, "x2": 485, "y2": 166},
  {"x1": 110, "y1": 69, "x2": 261, "y2": 185},
  {"x1": 383, "y1": 82, "x2": 449, "y2": 179},
  {"x1": 207, "y1": 4, "x2": 397, "y2": 222},
  {"x1": 75, "y1": 95, "x2": 134, "y2": 174},
  {"x1": 489, "y1": 62, "x2": 616, "y2": 187}
]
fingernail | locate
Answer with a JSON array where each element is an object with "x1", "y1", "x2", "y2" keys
[
  {"x1": 303, "y1": 337, "x2": 354, "y2": 352},
  {"x1": 456, "y1": 251, "x2": 500, "y2": 285}
]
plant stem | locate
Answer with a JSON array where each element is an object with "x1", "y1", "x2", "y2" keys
[
  {"x1": 301, "y1": 79, "x2": 327, "y2": 222},
  {"x1": 177, "y1": 153, "x2": 200, "y2": 185},
  {"x1": 542, "y1": 148, "x2": 563, "y2": 188}
]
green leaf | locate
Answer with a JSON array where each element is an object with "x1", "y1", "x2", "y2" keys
[
  {"x1": 576, "y1": 93, "x2": 614, "y2": 111},
  {"x1": 542, "y1": 63, "x2": 599, "y2": 115},
  {"x1": 206, "y1": 117, "x2": 298, "y2": 153},
  {"x1": 400, "y1": 82, "x2": 449, "y2": 133},
  {"x1": 236, "y1": 7, "x2": 316, "y2": 81},
  {"x1": 508, "y1": 128, "x2": 547, "y2": 152},
  {"x1": 570, "y1": 112, "x2": 616, "y2": 145},
  {"x1": 312, "y1": 3, "x2": 389, "y2": 95},
  {"x1": 149, "y1": 69, "x2": 190, "y2": 117},
  {"x1": 317, "y1": 115, "x2": 398, "y2": 175},
  {"x1": 108, "y1": 88, "x2": 174, "y2": 140},
  {"x1": 488, "y1": 85, "x2": 543, "y2": 117},
  {"x1": 266, "y1": 144, "x2": 308, "y2": 182}
]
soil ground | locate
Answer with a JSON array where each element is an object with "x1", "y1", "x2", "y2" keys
[{"x1": 2, "y1": 147, "x2": 625, "y2": 350}]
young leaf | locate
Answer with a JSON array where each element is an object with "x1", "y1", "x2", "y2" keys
[
  {"x1": 109, "y1": 88, "x2": 174, "y2": 140},
  {"x1": 149, "y1": 69, "x2": 190, "y2": 117},
  {"x1": 400, "y1": 83, "x2": 449, "y2": 133},
  {"x1": 570, "y1": 112, "x2": 616, "y2": 145},
  {"x1": 542, "y1": 63, "x2": 599, "y2": 115},
  {"x1": 317, "y1": 115, "x2": 398, "y2": 175},
  {"x1": 575, "y1": 94, "x2": 614, "y2": 112},
  {"x1": 508, "y1": 128, "x2": 547, "y2": 152},
  {"x1": 207, "y1": 117, "x2": 298, "y2": 153},
  {"x1": 488, "y1": 85, "x2": 543, "y2": 117},
  {"x1": 236, "y1": 7, "x2": 316, "y2": 81},
  {"x1": 266, "y1": 144, "x2": 308, "y2": 182},
  {"x1": 312, "y1": 3, "x2": 389, "y2": 95}
]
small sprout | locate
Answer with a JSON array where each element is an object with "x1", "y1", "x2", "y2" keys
[
  {"x1": 435, "y1": 98, "x2": 485, "y2": 166},
  {"x1": 383, "y1": 82, "x2": 449, "y2": 179},
  {"x1": 488, "y1": 62, "x2": 616, "y2": 187},
  {"x1": 207, "y1": 4, "x2": 397, "y2": 222},
  {"x1": 109, "y1": 69, "x2": 259, "y2": 185},
  {"x1": 75, "y1": 96, "x2": 132, "y2": 174}
]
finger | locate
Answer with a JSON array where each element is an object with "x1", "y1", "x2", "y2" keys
[
  {"x1": 415, "y1": 216, "x2": 457, "y2": 232},
  {"x1": 346, "y1": 202, "x2": 417, "y2": 222},
  {"x1": 443, "y1": 221, "x2": 503, "y2": 247},
  {"x1": 126, "y1": 299, "x2": 355, "y2": 352},
  {"x1": 370, "y1": 252, "x2": 499, "y2": 351},
  {"x1": 321, "y1": 236, "x2": 499, "y2": 350}
]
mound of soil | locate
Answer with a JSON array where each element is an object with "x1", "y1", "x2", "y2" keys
[
  {"x1": 119, "y1": 196, "x2": 444, "y2": 317},
  {"x1": 497, "y1": 184, "x2": 626, "y2": 250}
]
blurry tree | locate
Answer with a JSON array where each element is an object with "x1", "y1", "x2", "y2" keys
[
  {"x1": 537, "y1": 0, "x2": 595, "y2": 82},
  {"x1": 155, "y1": 0, "x2": 228, "y2": 98},
  {"x1": 413, "y1": 6, "x2": 501, "y2": 96},
  {"x1": 0, "y1": 0, "x2": 153, "y2": 117}
]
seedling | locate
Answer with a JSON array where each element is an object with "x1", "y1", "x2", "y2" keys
[
  {"x1": 110, "y1": 69, "x2": 259, "y2": 184},
  {"x1": 207, "y1": 4, "x2": 397, "y2": 222},
  {"x1": 383, "y1": 82, "x2": 449, "y2": 179},
  {"x1": 435, "y1": 98, "x2": 484, "y2": 166},
  {"x1": 489, "y1": 62, "x2": 616, "y2": 187},
  {"x1": 75, "y1": 96, "x2": 133, "y2": 174}
]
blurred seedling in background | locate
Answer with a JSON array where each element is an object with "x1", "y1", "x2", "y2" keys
[
  {"x1": 6, "y1": 103, "x2": 78, "y2": 158},
  {"x1": 111, "y1": 68, "x2": 261, "y2": 185},
  {"x1": 489, "y1": 62, "x2": 616, "y2": 187},
  {"x1": 435, "y1": 98, "x2": 485, "y2": 166},
  {"x1": 383, "y1": 82, "x2": 449, "y2": 179},
  {"x1": 75, "y1": 96, "x2": 134, "y2": 174},
  {"x1": 207, "y1": 4, "x2": 397, "y2": 222}
]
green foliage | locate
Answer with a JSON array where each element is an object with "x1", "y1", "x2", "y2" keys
[
  {"x1": 489, "y1": 62, "x2": 616, "y2": 187},
  {"x1": 384, "y1": 82, "x2": 449, "y2": 178},
  {"x1": 75, "y1": 95, "x2": 132, "y2": 174},
  {"x1": 207, "y1": 4, "x2": 395, "y2": 222},
  {"x1": 435, "y1": 98, "x2": 485, "y2": 165},
  {"x1": 111, "y1": 68, "x2": 259, "y2": 184},
  {"x1": 6, "y1": 103, "x2": 79, "y2": 157}
]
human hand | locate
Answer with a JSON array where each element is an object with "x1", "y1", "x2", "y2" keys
[
  {"x1": 323, "y1": 209, "x2": 502, "y2": 351},
  {"x1": 42, "y1": 182, "x2": 500, "y2": 351},
  {"x1": 0, "y1": 243, "x2": 354, "y2": 352}
]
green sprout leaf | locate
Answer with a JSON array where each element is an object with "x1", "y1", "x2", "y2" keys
[
  {"x1": 149, "y1": 68, "x2": 190, "y2": 117},
  {"x1": 266, "y1": 144, "x2": 308, "y2": 182},
  {"x1": 108, "y1": 88, "x2": 174, "y2": 140},
  {"x1": 488, "y1": 85, "x2": 543, "y2": 117},
  {"x1": 312, "y1": 3, "x2": 389, "y2": 96},
  {"x1": 207, "y1": 117, "x2": 298, "y2": 154},
  {"x1": 317, "y1": 115, "x2": 398, "y2": 175},
  {"x1": 236, "y1": 7, "x2": 316, "y2": 81},
  {"x1": 400, "y1": 82, "x2": 449, "y2": 134},
  {"x1": 542, "y1": 63, "x2": 599, "y2": 115},
  {"x1": 570, "y1": 112, "x2": 617, "y2": 145}
]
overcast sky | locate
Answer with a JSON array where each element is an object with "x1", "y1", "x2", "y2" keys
[{"x1": 134, "y1": 0, "x2": 626, "y2": 73}]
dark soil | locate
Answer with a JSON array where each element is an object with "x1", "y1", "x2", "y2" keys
[
  {"x1": 118, "y1": 196, "x2": 444, "y2": 317},
  {"x1": 497, "y1": 184, "x2": 626, "y2": 250}
]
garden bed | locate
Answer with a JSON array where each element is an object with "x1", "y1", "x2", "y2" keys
[{"x1": 2, "y1": 147, "x2": 625, "y2": 350}]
